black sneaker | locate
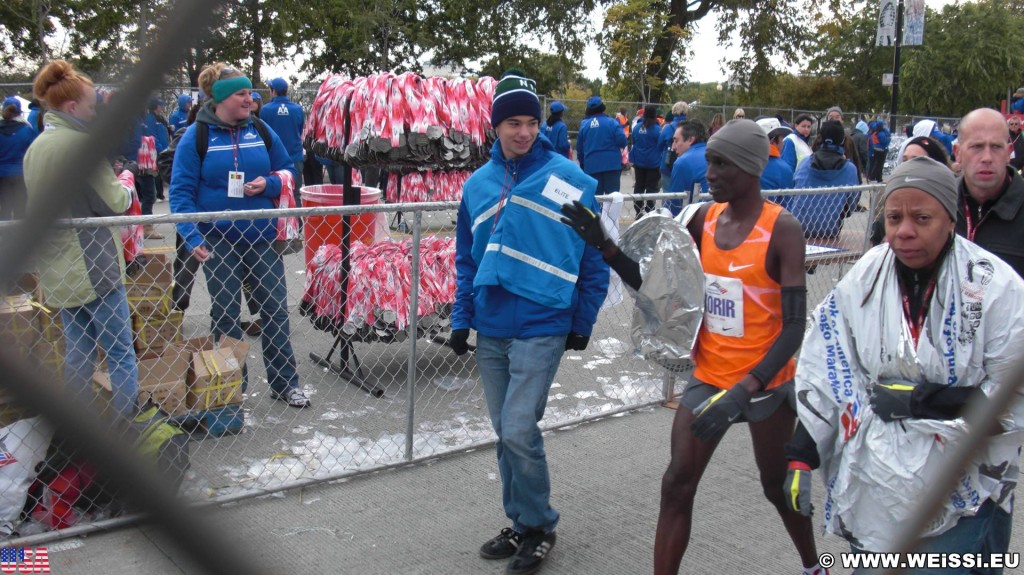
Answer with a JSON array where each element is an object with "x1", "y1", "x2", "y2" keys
[
  {"x1": 479, "y1": 527, "x2": 522, "y2": 560},
  {"x1": 506, "y1": 530, "x2": 555, "y2": 575}
]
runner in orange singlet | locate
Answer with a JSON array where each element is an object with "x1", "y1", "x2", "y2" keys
[{"x1": 561, "y1": 119, "x2": 826, "y2": 575}]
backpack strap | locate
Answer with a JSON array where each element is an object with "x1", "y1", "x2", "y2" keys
[{"x1": 195, "y1": 117, "x2": 273, "y2": 171}]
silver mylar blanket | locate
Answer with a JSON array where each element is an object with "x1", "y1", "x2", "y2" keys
[{"x1": 617, "y1": 213, "x2": 705, "y2": 369}]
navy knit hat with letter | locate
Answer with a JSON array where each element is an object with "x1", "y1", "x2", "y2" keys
[{"x1": 491, "y1": 68, "x2": 541, "y2": 128}]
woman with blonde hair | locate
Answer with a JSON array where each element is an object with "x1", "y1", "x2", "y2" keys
[
  {"x1": 708, "y1": 113, "x2": 724, "y2": 136},
  {"x1": 23, "y1": 60, "x2": 138, "y2": 419},
  {"x1": 169, "y1": 63, "x2": 310, "y2": 408}
]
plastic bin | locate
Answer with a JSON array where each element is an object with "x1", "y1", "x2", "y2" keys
[{"x1": 300, "y1": 185, "x2": 381, "y2": 264}]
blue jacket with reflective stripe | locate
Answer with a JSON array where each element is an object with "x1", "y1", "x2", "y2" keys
[{"x1": 453, "y1": 137, "x2": 609, "y2": 338}]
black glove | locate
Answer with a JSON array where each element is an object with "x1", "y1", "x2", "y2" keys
[
  {"x1": 690, "y1": 385, "x2": 751, "y2": 442},
  {"x1": 449, "y1": 329, "x2": 470, "y2": 355},
  {"x1": 784, "y1": 461, "x2": 814, "y2": 516},
  {"x1": 870, "y1": 381, "x2": 915, "y2": 422},
  {"x1": 559, "y1": 200, "x2": 609, "y2": 249},
  {"x1": 565, "y1": 332, "x2": 589, "y2": 351}
]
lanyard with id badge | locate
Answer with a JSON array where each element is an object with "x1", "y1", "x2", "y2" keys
[{"x1": 227, "y1": 128, "x2": 245, "y2": 198}]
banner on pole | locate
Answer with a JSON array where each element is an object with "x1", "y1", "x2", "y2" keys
[
  {"x1": 903, "y1": 0, "x2": 925, "y2": 46},
  {"x1": 876, "y1": 0, "x2": 897, "y2": 46}
]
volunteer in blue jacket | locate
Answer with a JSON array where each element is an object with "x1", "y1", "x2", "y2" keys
[
  {"x1": 0, "y1": 97, "x2": 36, "y2": 220},
  {"x1": 790, "y1": 120, "x2": 859, "y2": 239},
  {"x1": 170, "y1": 62, "x2": 310, "y2": 408},
  {"x1": 260, "y1": 77, "x2": 304, "y2": 206},
  {"x1": 168, "y1": 93, "x2": 192, "y2": 133},
  {"x1": 145, "y1": 98, "x2": 171, "y2": 203},
  {"x1": 451, "y1": 69, "x2": 609, "y2": 575},
  {"x1": 657, "y1": 101, "x2": 689, "y2": 194},
  {"x1": 543, "y1": 100, "x2": 571, "y2": 159},
  {"x1": 666, "y1": 120, "x2": 708, "y2": 215},
  {"x1": 576, "y1": 95, "x2": 627, "y2": 195},
  {"x1": 756, "y1": 117, "x2": 796, "y2": 199},
  {"x1": 629, "y1": 104, "x2": 662, "y2": 217}
]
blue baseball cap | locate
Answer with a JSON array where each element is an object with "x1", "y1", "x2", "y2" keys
[
  {"x1": 266, "y1": 78, "x2": 288, "y2": 93},
  {"x1": 2, "y1": 97, "x2": 21, "y2": 113},
  {"x1": 550, "y1": 101, "x2": 566, "y2": 114},
  {"x1": 586, "y1": 96, "x2": 603, "y2": 109},
  {"x1": 251, "y1": 91, "x2": 262, "y2": 101}
]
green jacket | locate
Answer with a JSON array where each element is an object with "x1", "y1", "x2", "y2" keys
[{"x1": 23, "y1": 111, "x2": 130, "y2": 308}]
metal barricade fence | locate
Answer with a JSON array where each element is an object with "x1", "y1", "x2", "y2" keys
[{"x1": 0, "y1": 185, "x2": 878, "y2": 543}]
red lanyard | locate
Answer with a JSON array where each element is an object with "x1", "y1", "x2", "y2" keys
[
  {"x1": 962, "y1": 197, "x2": 978, "y2": 241},
  {"x1": 901, "y1": 278, "x2": 936, "y2": 347}
]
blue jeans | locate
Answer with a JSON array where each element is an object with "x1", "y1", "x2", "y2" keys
[
  {"x1": 61, "y1": 286, "x2": 138, "y2": 419},
  {"x1": 853, "y1": 500, "x2": 1008, "y2": 574},
  {"x1": 203, "y1": 237, "x2": 299, "y2": 395},
  {"x1": 475, "y1": 334, "x2": 564, "y2": 534},
  {"x1": 591, "y1": 170, "x2": 621, "y2": 196}
]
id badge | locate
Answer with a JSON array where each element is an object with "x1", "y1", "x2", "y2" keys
[{"x1": 228, "y1": 171, "x2": 245, "y2": 198}]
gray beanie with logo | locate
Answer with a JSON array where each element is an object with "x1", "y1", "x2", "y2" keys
[{"x1": 882, "y1": 155, "x2": 957, "y2": 220}]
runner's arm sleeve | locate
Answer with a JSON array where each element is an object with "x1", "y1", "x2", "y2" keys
[
  {"x1": 784, "y1": 422, "x2": 821, "y2": 469},
  {"x1": 748, "y1": 286, "x2": 806, "y2": 389},
  {"x1": 603, "y1": 245, "x2": 643, "y2": 291}
]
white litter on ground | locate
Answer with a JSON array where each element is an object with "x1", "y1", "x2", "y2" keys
[{"x1": 595, "y1": 337, "x2": 630, "y2": 357}]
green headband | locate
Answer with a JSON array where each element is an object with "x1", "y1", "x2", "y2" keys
[{"x1": 212, "y1": 76, "x2": 252, "y2": 103}]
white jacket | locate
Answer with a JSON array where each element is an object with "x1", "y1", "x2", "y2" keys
[{"x1": 797, "y1": 237, "x2": 1024, "y2": 551}]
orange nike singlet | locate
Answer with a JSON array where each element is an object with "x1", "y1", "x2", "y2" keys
[{"x1": 693, "y1": 201, "x2": 795, "y2": 390}]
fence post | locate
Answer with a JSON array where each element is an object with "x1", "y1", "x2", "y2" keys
[{"x1": 405, "y1": 209, "x2": 423, "y2": 461}]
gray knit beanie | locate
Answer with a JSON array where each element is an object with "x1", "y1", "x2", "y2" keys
[
  {"x1": 705, "y1": 119, "x2": 769, "y2": 177},
  {"x1": 883, "y1": 156, "x2": 957, "y2": 220}
]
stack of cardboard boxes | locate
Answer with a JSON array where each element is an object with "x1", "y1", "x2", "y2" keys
[
  {"x1": 103, "y1": 247, "x2": 250, "y2": 426},
  {"x1": 126, "y1": 246, "x2": 182, "y2": 356},
  {"x1": 4, "y1": 250, "x2": 252, "y2": 433}
]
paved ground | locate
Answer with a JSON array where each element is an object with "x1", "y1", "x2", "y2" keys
[{"x1": 44, "y1": 404, "x2": 1024, "y2": 574}]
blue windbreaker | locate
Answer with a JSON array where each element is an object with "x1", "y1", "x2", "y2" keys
[
  {"x1": 260, "y1": 96, "x2": 305, "y2": 163},
  {"x1": 577, "y1": 114, "x2": 627, "y2": 175},
  {"x1": 144, "y1": 111, "x2": 170, "y2": 153},
  {"x1": 629, "y1": 121, "x2": 662, "y2": 169},
  {"x1": 170, "y1": 104, "x2": 296, "y2": 251},
  {"x1": 544, "y1": 119, "x2": 571, "y2": 159},
  {"x1": 168, "y1": 94, "x2": 192, "y2": 133},
  {"x1": 453, "y1": 137, "x2": 609, "y2": 338},
  {"x1": 789, "y1": 152, "x2": 859, "y2": 238},
  {"x1": 668, "y1": 142, "x2": 708, "y2": 210},
  {"x1": 0, "y1": 120, "x2": 37, "y2": 177},
  {"x1": 657, "y1": 116, "x2": 685, "y2": 176}
]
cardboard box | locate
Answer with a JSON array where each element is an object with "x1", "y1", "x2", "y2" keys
[
  {"x1": 92, "y1": 346, "x2": 190, "y2": 416},
  {"x1": 181, "y1": 336, "x2": 249, "y2": 412},
  {"x1": 127, "y1": 246, "x2": 174, "y2": 287},
  {"x1": 132, "y1": 310, "x2": 183, "y2": 355},
  {"x1": 0, "y1": 294, "x2": 39, "y2": 358},
  {"x1": 127, "y1": 283, "x2": 173, "y2": 318}
]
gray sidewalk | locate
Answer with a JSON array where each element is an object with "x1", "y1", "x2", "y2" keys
[{"x1": 45, "y1": 405, "x2": 1024, "y2": 574}]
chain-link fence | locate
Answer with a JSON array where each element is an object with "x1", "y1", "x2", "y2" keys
[{"x1": 0, "y1": 183, "x2": 881, "y2": 542}]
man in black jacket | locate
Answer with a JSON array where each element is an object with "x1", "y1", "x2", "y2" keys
[{"x1": 952, "y1": 106, "x2": 1024, "y2": 564}]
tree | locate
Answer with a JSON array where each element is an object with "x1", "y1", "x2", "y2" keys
[
  {"x1": 898, "y1": 0, "x2": 1024, "y2": 116},
  {"x1": 599, "y1": 0, "x2": 687, "y2": 102},
  {"x1": 286, "y1": 0, "x2": 424, "y2": 78},
  {"x1": 421, "y1": 0, "x2": 601, "y2": 80},
  {"x1": 804, "y1": 1, "x2": 892, "y2": 112}
]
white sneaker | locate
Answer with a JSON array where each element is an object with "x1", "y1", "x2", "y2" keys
[{"x1": 272, "y1": 388, "x2": 311, "y2": 408}]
